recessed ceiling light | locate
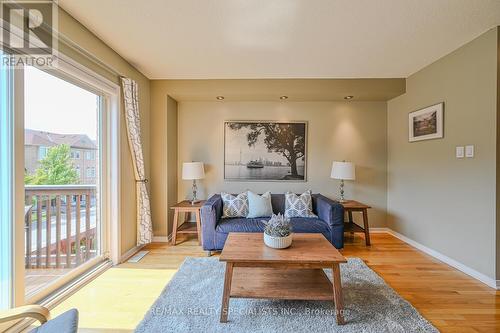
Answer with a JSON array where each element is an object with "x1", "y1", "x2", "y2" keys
[
  {"x1": 280, "y1": 96, "x2": 288, "y2": 100},
  {"x1": 216, "y1": 96, "x2": 224, "y2": 100},
  {"x1": 344, "y1": 95, "x2": 354, "y2": 100}
]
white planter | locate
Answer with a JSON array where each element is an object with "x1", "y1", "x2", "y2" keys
[{"x1": 263, "y1": 233, "x2": 292, "y2": 249}]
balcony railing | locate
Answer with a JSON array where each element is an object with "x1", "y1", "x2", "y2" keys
[{"x1": 25, "y1": 185, "x2": 98, "y2": 269}]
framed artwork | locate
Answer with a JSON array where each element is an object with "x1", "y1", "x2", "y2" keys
[
  {"x1": 409, "y1": 102, "x2": 444, "y2": 142},
  {"x1": 224, "y1": 121, "x2": 307, "y2": 181}
]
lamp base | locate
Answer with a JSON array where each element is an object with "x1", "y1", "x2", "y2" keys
[
  {"x1": 190, "y1": 180, "x2": 199, "y2": 205},
  {"x1": 339, "y1": 179, "x2": 346, "y2": 203}
]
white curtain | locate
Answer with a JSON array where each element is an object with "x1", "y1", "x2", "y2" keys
[{"x1": 121, "y1": 77, "x2": 153, "y2": 245}]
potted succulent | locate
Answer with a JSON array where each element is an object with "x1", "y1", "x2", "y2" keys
[{"x1": 262, "y1": 213, "x2": 293, "y2": 249}]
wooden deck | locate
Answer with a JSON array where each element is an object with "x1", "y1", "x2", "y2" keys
[
  {"x1": 25, "y1": 268, "x2": 71, "y2": 297},
  {"x1": 46, "y1": 233, "x2": 499, "y2": 333},
  {"x1": 24, "y1": 185, "x2": 98, "y2": 300}
]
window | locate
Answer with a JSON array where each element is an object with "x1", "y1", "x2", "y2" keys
[
  {"x1": 70, "y1": 149, "x2": 80, "y2": 159},
  {"x1": 75, "y1": 166, "x2": 81, "y2": 177},
  {"x1": 85, "y1": 150, "x2": 95, "y2": 160},
  {"x1": 39, "y1": 146, "x2": 49, "y2": 160},
  {"x1": 86, "y1": 167, "x2": 96, "y2": 178}
]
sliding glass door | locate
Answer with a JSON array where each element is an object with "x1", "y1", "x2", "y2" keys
[
  {"x1": 23, "y1": 65, "x2": 105, "y2": 300},
  {"x1": 1, "y1": 47, "x2": 120, "y2": 314}
]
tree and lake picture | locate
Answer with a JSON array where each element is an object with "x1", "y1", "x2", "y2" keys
[{"x1": 224, "y1": 121, "x2": 307, "y2": 181}]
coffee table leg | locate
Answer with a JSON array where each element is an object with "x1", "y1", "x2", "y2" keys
[
  {"x1": 332, "y1": 263, "x2": 345, "y2": 325},
  {"x1": 220, "y1": 262, "x2": 234, "y2": 323}
]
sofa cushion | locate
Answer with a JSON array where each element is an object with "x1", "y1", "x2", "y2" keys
[
  {"x1": 247, "y1": 191, "x2": 274, "y2": 218},
  {"x1": 270, "y1": 194, "x2": 286, "y2": 214},
  {"x1": 217, "y1": 218, "x2": 265, "y2": 233},
  {"x1": 288, "y1": 217, "x2": 330, "y2": 234},
  {"x1": 216, "y1": 217, "x2": 330, "y2": 235}
]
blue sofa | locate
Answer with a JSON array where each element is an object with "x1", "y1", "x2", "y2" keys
[{"x1": 200, "y1": 193, "x2": 344, "y2": 254}]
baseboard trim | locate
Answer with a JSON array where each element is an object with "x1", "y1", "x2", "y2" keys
[
  {"x1": 120, "y1": 244, "x2": 144, "y2": 263},
  {"x1": 152, "y1": 235, "x2": 171, "y2": 243},
  {"x1": 379, "y1": 228, "x2": 498, "y2": 290},
  {"x1": 152, "y1": 232, "x2": 173, "y2": 243},
  {"x1": 368, "y1": 227, "x2": 390, "y2": 233}
]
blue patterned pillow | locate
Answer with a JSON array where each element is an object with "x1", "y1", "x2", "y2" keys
[
  {"x1": 221, "y1": 192, "x2": 249, "y2": 218},
  {"x1": 284, "y1": 190, "x2": 317, "y2": 218}
]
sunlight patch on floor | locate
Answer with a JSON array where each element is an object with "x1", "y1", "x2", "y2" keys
[{"x1": 52, "y1": 267, "x2": 177, "y2": 331}]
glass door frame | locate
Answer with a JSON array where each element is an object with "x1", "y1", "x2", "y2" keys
[
  {"x1": 0, "y1": 51, "x2": 16, "y2": 310},
  {"x1": 13, "y1": 52, "x2": 121, "y2": 305}
]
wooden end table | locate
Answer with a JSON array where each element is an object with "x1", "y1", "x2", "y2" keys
[
  {"x1": 170, "y1": 200, "x2": 205, "y2": 246},
  {"x1": 341, "y1": 200, "x2": 371, "y2": 246},
  {"x1": 219, "y1": 233, "x2": 347, "y2": 325}
]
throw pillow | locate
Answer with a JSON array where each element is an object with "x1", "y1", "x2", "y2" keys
[
  {"x1": 247, "y1": 191, "x2": 274, "y2": 218},
  {"x1": 284, "y1": 190, "x2": 317, "y2": 218},
  {"x1": 221, "y1": 192, "x2": 249, "y2": 218}
]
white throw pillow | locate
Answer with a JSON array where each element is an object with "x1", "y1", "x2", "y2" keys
[
  {"x1": 284, "y1": 190, "x2": 317, "y2": 218},
  {"x1": 221, "y1": 192, "x2": 249, "y2": 218},
  {"x1": 247, "y1": 191, "x2": 274, "y2": 218}
]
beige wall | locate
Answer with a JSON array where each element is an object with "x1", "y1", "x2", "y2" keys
[
  {"x1": 497, "y1": 27, "x2": 500, "y2": 281},
  {"x1": 150, "y1": 81, "x2": 178, "y2": 237},
  {"x1": 166, "y1": 97, "x2": 179, "y2": 236},
  {"x1": 58, "y1": 9, "x2": 151, "y2": 255},
  {"x1": 148, "y1": 78, "x2": 403, "y2": 236},
  {"x1": 177, "y1": 101, "x2": 388, "y2": 228},
  {"x1": 387, "y1": 28, "x2": 498, "y2": 279}
]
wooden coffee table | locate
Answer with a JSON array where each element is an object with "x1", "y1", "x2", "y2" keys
[{"x1": 219, "y1": 233, "x2": 347, "y2": 325}]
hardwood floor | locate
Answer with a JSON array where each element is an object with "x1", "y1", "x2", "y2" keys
[{"x1": 50, "y1": 233, "x2": 500, "y2": 332}]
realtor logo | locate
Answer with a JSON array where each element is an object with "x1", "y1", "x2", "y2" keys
[{"x1": 1, "y1": 0, "x2": 57, "y2": 67}]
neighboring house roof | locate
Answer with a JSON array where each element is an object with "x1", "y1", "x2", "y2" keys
[{"x1": 25, "y1": 129, "x2": 97, "y2": 150}]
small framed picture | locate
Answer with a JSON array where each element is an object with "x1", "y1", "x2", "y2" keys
[{"x1": 409, "y1": 102, "x2": 444, "y2": 142}]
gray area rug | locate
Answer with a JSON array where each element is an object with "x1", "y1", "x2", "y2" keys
[{"x1": 136, "y1": 257, "x2": 437, "y2": 333}]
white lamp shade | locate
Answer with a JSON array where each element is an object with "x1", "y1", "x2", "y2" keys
[
  {"x1": 182, "y1": 162, "x2": 205, "y2": 180},
  {"x1": 331, "y1": 161, "x2": 355, "y2": 180}
]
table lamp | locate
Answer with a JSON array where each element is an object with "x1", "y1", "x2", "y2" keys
[
  {"x1": 182, "y1": 162, "x2": 205, "y2": 204},
  {"x1": 331, "y1": 161, "x2": 355, "y2": 202}
]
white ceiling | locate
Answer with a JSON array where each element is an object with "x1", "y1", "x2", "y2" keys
[{"x1": 58, "y1": 0, "x2": 500, "y2": 79}]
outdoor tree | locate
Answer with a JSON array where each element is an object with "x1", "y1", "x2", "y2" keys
[
  {"x1": 25, "y1": 144, "x2": 79, "y2": 185},
  {"x1": 228, "y1": 122, "x2": 305, "y2": 177}
]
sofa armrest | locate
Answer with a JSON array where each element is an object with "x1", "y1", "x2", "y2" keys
[
  {"x1": 314, "y1": 194, "x2": 344, "y2": 226},
  {"x1": 200, "y1": 194, "x2": 222, "y2": 250},
  {"x1": 314, "y1": 194, "x2": 344, "y2": 248}
]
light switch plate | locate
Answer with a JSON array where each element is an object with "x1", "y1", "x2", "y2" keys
[
  {"x1": 465, "y1": 145, "x2": 474, "y2": 158},
  {"x1": 456, "y1": 146, "x2": 464, "y2": 158}
]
